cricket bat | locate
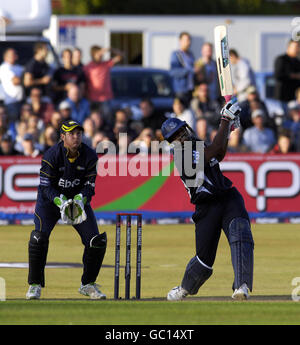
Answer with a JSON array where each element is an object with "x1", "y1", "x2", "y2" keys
[{"x1": 214, "y1": 25, "x2": 233, "y2": 102}]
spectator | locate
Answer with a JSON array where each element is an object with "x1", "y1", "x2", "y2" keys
[
  {"x1": 138, "y1": 98, "x2": 166, "y2": 135},
  {"x1": 242, "y1": 109, "x2": 276, "y2": 153},
  {"x1": 82, "y1": 117, "x2": 97, "y2": 147},
  {"x1": 64, "y1": 84, "x2": 90, "y2": 124},
  {"x1": 170, "y1": 32, "x2": 195, "y2": 104},
  {"x1": 27, "y1": 87, "x2": 54, "y2": 124},
  {"x1": 190, "y1": 82, "x2": 221, "y2": 140},
  {"x1": 84, "y1": 45, "x2": 123, "y2": 125},
  {"x1": 114, "y1": 108, "x2": 137, "y2": 140},
  {"x1": 14, "y1": 120, "x2": 28, "y2": 152},
  {"x1": 0, "y1": 133, "x2": 20, "y2": 155},
  {"x1": 89, "y1": 109, "x2": 114, "y2": 141},
  {"x1": 0, "y1": 48, "x2": 24, "y2": 122},
  {"x1": 40, "y1": 125, "x2": 59, "y2": 152},
  {"x1": 27, "y1": 113, "x2": 44, "y2": 143},
  {"x1": 113, "y1": 121, "x2": 131, "y2": 154},
  {"x1": 92, "y1": 131, "x2": 111, "y2": 151},
  {"x1": 239, "y1": 86, "x2": 271, "y2": 130},
  {"x1": 20, "y1": 133, "x2": 41, "y2": 157},
  {"x1": 52, "y1": 48, "x2": 85, "y2": 105},
  {"x1": 58, "y1": 100, "x2": 72, "y2": 122},
  {"x1": 50, "y1": 111, "x2": 63, "y2": 137},
  {"x1": 23, "y1": 42, "x2": 51, "y2": 98},
  {"x1": 229, "y1": 49, "x2": 256, "y2": 102},
  {"x1": 72, "y1": 47, "x2": 84, "y2": 68},
  {"x1": 194, "y1": 42, "x2": 220, "y2": 101},
  {"x1": 130, "y1": 128, "x2": 155, "y2": 154},
  {"x1": 0, "y1": 106, "x2": 9, "y2": 140},
  {"x1": 170, "y1": 97, "x2": 196, "y2": 131},
  {"x1": 271, "y1": 128, "x2": 295, "y2": 154},
  {"x1": 274, "y1": 40, "x2": 300, "y2": 104},
  {"x1": 282, "y1": 101, "x2": 300, "y2": 151}
]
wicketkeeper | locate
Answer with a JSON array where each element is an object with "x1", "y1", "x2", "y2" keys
[
  {"x1": 161, "y1": 98, "x2": 254, "y2": 301},
  {"x1": 26, "y1": 120, "x2": 107, "y2": 300}
]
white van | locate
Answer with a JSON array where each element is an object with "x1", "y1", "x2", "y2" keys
[{"x1": 0, "y1": 0, "x2": 59, "y2": 64}]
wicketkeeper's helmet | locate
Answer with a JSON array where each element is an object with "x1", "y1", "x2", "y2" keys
[{"x1": 161, "y1": 118, "x2": 188, "y2": 143}]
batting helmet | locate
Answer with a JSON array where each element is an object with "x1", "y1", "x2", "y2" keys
[{"x1": 161, "y1": 118, "x2": 187, "y2": 142}]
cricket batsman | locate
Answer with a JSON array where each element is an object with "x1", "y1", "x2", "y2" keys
[
  {"x1": 26, "y1": 120, "x2": 107, "y2": 300},
  {"x1": 161, "y1": 98, "x2": 254, "y2": 301}
]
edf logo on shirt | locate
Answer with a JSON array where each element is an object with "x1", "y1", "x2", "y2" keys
[{"x1": 58, "y1": 178, "x2": 80, "y2": 188}]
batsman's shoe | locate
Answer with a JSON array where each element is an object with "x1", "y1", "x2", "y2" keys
[
  {"x1": 26, "y1": 284, "x2": 41, "y2": 300},
  {"x1": 167, "y1": 286, "x2": 188, "y2": 301},
  {"x1": 79, "y1": 283, "x2": 106, "y2": 300},
  {"x1": 232, "y1": 283, "x2": 250, "y2": 300}
]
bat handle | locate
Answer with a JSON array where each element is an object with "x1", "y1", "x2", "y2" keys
[{"x1": 224, "y1": 95, "x2": 232, "y2": 102}]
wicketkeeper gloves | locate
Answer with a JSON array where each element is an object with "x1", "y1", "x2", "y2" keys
[
  {"x1": 54, "y1": 194, "x2": 73, "y2": 224},
  {"x1": 72, "y1": 193, "x2": 87, "y2": 225},
  {"x1": 53, "y1": 193, "x2": 87, "y2": 225}
]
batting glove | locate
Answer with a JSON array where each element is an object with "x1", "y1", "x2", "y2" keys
[
  {"x1": 72, "y1": 193, "x2": 87, "y2": 225},
  {"x1": 54, "y1": 194, "x2": 73, "y2": 224},
  {"x1": 220, "y1": 97, "x2": 241, "y2": 122}
]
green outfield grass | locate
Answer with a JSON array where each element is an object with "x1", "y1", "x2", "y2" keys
[{"x1": 0, "y1": 223, "x2": 300, "y2": 325}]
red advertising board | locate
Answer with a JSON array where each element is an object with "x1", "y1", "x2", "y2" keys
[{"x1": 0, "y1": 154, "x2": 300, "y2": 224}]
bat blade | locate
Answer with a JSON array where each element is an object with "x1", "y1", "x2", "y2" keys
[{"x1": 214, "y1": 25, "x2": 233, "y2": 101}]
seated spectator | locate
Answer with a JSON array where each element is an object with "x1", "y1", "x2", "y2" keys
[
  {"x1": 89, "y1": 109, "x2": 114, "y2": 141},
  {"x1": 50, "y1": 111, "x2": 63, "y2": 137},
  {"x1": 58, "y1": 100, "x2": 72, "y2": 122},
  {"x1": 228, "y1": 127, "x2": 241, "y2": 153},
  {"x1": 130, "y1": 128, "x2": 155, "y2": 154},
  {"x1": 19, "y1": 133, "x2": 41, "y2": 157},
  {"x1": 0, "y1": 48, "x2": 24, "y2": 123},
  {"x1": 23, "y1": 42, "x2": 51, "y2": 98},
  {"x1": 0, "y1": 133, "x2": 20, "y2": 155},
  {"x1": 52, "y1": 48, "x2": 85, "y2": 105},
  {"x1": 114, "y1": 108, "x2": 137, "y2": 140},
  {"x1": 190, "y1": 82, "x2": 221, "y2": 140},
  {"x1": 282, "y1": 101, "x2": 300, "y2": 151},
  {"x1": 40, "y1": 125, "x2": 59, "y2": 152},
  {"x1": 92, "y1": 131, "x2": 111, "y2": 151},
  {"x1": 170, "y1": 97, "x2": 195, "y2": 131},
  {"x1": 27, "y1": 113, "x2": 44, "y2": 142},
  {"x1": 239, "y1": 86, "x2": 271, "y2": 130},
  {"x1": 112, "y1": 121, "x2": 132, "y2": 154},
  {"x1": 0, "y1": 106, "x2": 9, "y2": 140},
  {"x1": 27, "y1": 87, "x2": 54, "y2": 124},
  {"x1": 271, "y1": 128, "x2": 295, "y2": 154},
  {"x1": 64, "y1": 84, "x2": 90, "y2": 124},
  {"x1": 14, "y1": 120, "x2": 28, "y2": 152},
  {"x1": 242, "y1": 109, "x2": 276, "y2": 153},
  {"x1": 82, "y1": 117, "x2": 97, "y2": 147},
  {"x1": 135, "y1": 98, "x2": 167, "y2": 138}
]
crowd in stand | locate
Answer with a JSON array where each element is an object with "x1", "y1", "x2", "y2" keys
[{"x1": 0, "y1": 35, "x2": 300, "y2": 157}]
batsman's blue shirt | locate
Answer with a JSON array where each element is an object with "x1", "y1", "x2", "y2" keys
[{"x1": 37, "y1": 141, "x2": 98, "y2": 205}]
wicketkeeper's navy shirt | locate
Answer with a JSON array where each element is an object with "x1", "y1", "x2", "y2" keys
[{"x1": 37, "y1": 141, "x2": 98, "y2": 205}]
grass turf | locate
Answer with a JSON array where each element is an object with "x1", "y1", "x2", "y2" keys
[{"x1": 0, "y1": 224, "x2": 300, "y2": 325}]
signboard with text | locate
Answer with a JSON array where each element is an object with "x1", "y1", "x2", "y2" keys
[{"x1": 0, "y1": 154, "x2": 300, "y2": 224}]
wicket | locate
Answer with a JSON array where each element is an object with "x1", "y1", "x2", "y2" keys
[{"x1": 114, "y1": 213, "x2": 142, "y2": 300}]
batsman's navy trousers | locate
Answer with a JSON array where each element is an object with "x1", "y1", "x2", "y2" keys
[
  {"x1": 192, "y1": 187, "x2": 250, "y2": 267},
  {"x1": 34, "y1": 202, "x2": 99, "y2": 246}
]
